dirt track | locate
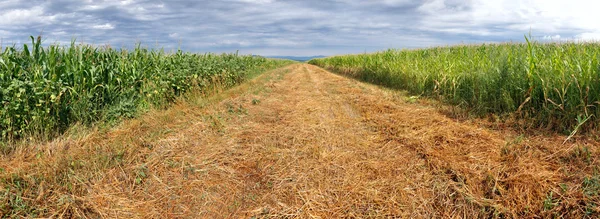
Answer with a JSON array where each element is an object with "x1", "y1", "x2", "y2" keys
[{"x1": 3, "y1": 63, "x2": 597, "y2": 218}]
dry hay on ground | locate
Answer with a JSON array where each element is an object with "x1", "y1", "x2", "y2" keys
[{"x1": 1, "y1": 64, "x2": 599, "y2": 218}]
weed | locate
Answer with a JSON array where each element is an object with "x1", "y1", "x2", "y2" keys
[
  {"x1": 135, "y1": 165, "x2": 148, "y2": 185},
  {"x1": 225, "y1": 102, "x2": 247, "y2": 115},
  {"x1": 206, "y1": 114, "x2": 225, "y2": 132},
  {"x1": 582, "y1": 174, "x2": 600, "y2": 197},
  {"x1": 543, "y1": 191, "x2": 559, "y2": 210},
  {"x1": 112, "y1": 150, "x2": 125, "y2": 165},
  {"x1": 582, "y1": 173, "x2": 600, "y2": 215},
  {"x1": 407, "y1": 95, "x2": 420, "y2": 103},
  {"x1": 501, "y1": 134, "x2": 525, "y2": 157},
  {"x1": 567, "y1": 146, "x2": 592, "y2": 164},
  {"x1": 560, "y1": 183, "x2": 568, "y2": 192}
]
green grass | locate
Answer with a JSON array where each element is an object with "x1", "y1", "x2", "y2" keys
[
  {"x1": 309, "y1": 37, "x2": 600, "y2": 133},
  {"x1": 0, "y1": 36, "x2": 292, "y2": 143}
]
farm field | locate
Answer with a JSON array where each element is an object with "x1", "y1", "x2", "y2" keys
[
  {"x1": 309, "y1": 41, "x2": 600, "y2": 133},
  {"x1": 2, "y1": 62, "x2": 599, "y2": 217},
  {"x1": 0, "y1": 37, "x2": 292, "y2": 146}
]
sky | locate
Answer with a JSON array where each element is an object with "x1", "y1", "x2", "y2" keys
[{"x1": 0, "y1": 0, "x2": 599, "y2": 56}]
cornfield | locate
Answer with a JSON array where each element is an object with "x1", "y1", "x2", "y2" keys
[
  {"x1": 0, "y1": 36, "x2": 289, "y2": 142},
  {"x1": 310, "y1": 39, "x2": 600, "y2": 133}
]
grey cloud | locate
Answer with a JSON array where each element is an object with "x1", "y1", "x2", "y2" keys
[{"x1": 0, "y1": 0, "x2": 595, "y2": 56}]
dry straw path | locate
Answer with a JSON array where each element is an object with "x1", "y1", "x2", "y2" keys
[{"x1": 2, "y1": 64, "x2": 598, "y2": 218}]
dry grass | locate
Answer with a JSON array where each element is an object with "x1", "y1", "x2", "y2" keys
[{"x1": 1, "y1": 64, "x2": 599, "y2": 218}]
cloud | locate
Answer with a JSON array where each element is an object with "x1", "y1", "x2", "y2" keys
[
  {"x1": 0, "y1": 0, "x2": 598, "y2": 56},
  {"x1": 542, "y1": 35, "x2": 561, "y2": 41},
  {"x1": 0, "y1": 6, "x2": 55, "y2": 25},
  {"x1": 575, "y1": 33, "x2": 600, "y2": 41},
  {"x1": 92, "y1": 23, "x2": 115, "y2": 30},
  {"x1": 236, "y1": 0, "x2": 275, "y2": 4},
  {"x1": 212, "y1": 40, "x2": 253, "y2": 47}
]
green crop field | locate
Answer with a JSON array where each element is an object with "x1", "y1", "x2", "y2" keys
[
  {"x1": 0, "y1": 36, "x2": 291, "y2": 144},
  {"x1": 309, "y1": 38, "x2": 600, "y2": 133}
]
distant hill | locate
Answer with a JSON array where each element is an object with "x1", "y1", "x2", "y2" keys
[{"x1": 266, "y1": 56, "x2": 327, "y2": 62}]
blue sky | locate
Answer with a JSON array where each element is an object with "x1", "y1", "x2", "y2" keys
[{"x1": 0, "y1": 0, "x2": 599, "y2": 56}]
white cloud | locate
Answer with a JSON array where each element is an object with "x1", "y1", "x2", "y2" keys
[
  {"x1": 542, "y1": 35, "x2": 561, "y2": 41},
  {"x1": 575, "y1": 33, "x2": 600, "y2": 41},
  {"x1": 0, "y1": 6, "x2": 55, "y2": 25},
  {"x1": 418, "y1": 0, "x2": 600, "y2": 38},
  {"x1": 92, "y1": 23, "x2": 115, "y2": 30}
]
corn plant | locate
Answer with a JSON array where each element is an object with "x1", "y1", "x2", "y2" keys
[
  {"x1": 309, "y1": 38, "x2": 600, "y2": 133},
  {"x1": 0, "y1": 36, "x2": 289, "y2": 142}
]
